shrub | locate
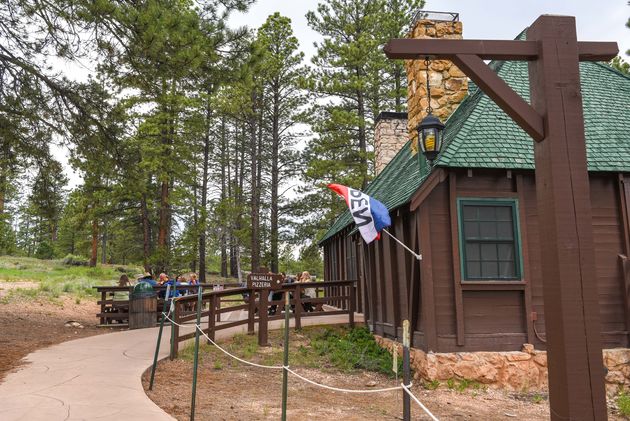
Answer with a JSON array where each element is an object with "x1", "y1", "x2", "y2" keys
[
  {"x1": 35, "y1": 241, "x2": 54, "y2": 260},
  {"x1": 310, "y1": 326, "x2": 403, "y2": 377},
  {"x1": 62, "y1": 254, "x2": 88, "y2": 266},
  {"x1": 618, "y1": 390, "x2": 630, "y2": 417}
]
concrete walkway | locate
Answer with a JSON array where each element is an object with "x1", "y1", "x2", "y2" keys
[{"x1": 0, "y1": 311, "x2": 360, "y2": 421}]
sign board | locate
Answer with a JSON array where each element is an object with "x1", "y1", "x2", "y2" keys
[{"x1": 247, "y1": 273, "x2": 284, "y2": 290}]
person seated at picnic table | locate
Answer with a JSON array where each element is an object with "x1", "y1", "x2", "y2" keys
[
  {"x1": 139, "y1": 272, "x2": 157, "y2": 286},
  {"x1": 157, "y1": 273, "x2": 183, "y2": 299},
  {"x1": 189, "y1": 273, "x2": 199, "y2": 285},
  {"x1": 113, "y1": 274, "x2": 132, "y2": 301},
  {"x1": 298, "y1": 271, "x2": 316, "y2": 312}
]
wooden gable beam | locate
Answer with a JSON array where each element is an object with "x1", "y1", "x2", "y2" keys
[
  {"x1": 451, "y1": 54, "x2": 544, "y2": 141},
  {"x1": 384, "y1": 39, "x2": 618, "y2": 62}
]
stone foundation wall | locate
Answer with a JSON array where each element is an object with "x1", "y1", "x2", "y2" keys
[{"x1": 375, "y1": 336, "x2": 630, "y2": 395}]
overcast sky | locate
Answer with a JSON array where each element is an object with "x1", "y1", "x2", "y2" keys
[
  {"x1": 56, "y1": 0, "x2": 630, "y2": 187},
  {"x1": 228, "y1": 0, "x2": 629, "y2": 62}
]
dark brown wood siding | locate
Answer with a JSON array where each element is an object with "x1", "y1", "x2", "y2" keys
[{"x1": 320, "y1": 169, "x2": 629, "y2": 352}]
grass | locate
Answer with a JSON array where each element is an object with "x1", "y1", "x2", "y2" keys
[
  {"x1": 179, "y1": 325, "x2": 403, "y2": 378},
  {"x1": 0, "y1": 255, "x2": 142, "y2": 302},
  {"x1": 618, "y1": 390, "x2": 630, "y2": 417}
]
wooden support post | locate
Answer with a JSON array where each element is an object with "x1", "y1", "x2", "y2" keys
[
  {"x1": 258, "y1": 289, "x2": 270, "y2": 346},
  {"x1": 100, "y1": 290, "x2": 106, "y2": 325},
  {"x1": 349, "y1": 282, "x2": 356, "y2": 328},
  {"x1": 215, "y1": 295, "x2": 221, "y2": 322},
  {"x1": 294, "y1": 286, "x2": 302, "y2": 330},
  {"x1": 207, "y1": 295, "x2": 216, "y2": 344},
  {"x1": 247, "y1": 290, "x2": 256, "y2": 335},
  {"x1": 527, "y1": 15, "x2": 606, "y2": 419}
]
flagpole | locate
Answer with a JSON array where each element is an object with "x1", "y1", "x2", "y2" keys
[{"x1": 382, "y1": 229, "x2": 422, "y2": 261}]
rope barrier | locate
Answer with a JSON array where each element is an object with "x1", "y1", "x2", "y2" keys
[
  {"x1": 283, "y1": 365, "x2": 405, "y2": 394},
  {"x1": 163, "y1": 312, "x2": 439, "y2": 418},
  {"x1": 194, "y1": 324, "x2": 284, "y2": 370},
  {"x1": 401, "y1": 382, "x2": 440, "y2": 421}
]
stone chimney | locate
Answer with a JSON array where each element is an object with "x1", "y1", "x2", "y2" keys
[
  {"x1": 406, "y1": 12, "x2": 468, "y2": 151},
  {"x1": 374, "y1": 112, "x2": 408, "y2": 174},
  {"x1": 373, "y1": 12, "x2": 468, "y2": 174}
]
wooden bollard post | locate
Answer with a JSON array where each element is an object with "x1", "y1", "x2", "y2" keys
[{"x1": 402, "y1": 320, "x2": 411, "y2": 421}]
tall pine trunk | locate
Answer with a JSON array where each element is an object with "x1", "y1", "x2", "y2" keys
[
  {"x1": 101, "y1": 221, "x2": 107, "y2": 264},
  {"x1": 198, "y1": 97, "x2": 211, "y2": 282},
  {"x1": 219, "y1": 117, "x2": 228, "y2": 278},
  {"x1": 270, "y1": 85, "x2": 280, "y2": 273},
  {"x1": 191, "y1": 183, "x2": 198, "y2": 273},
  {"x1": 90, "y1": 217, "x2": 98, "y2": 267},
  {"x1": 249, "y1": 91, "x2": 260, "y2": 272},
  {"x1": 141, "y1": 193, "x2": 151, "y2": 273}
]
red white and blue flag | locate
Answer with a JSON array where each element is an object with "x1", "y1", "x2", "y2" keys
[{"x1": 328, "y1": 184, "x2": 391, "y2": 244}]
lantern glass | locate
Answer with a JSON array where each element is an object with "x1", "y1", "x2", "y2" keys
[
  {"x1": 422, "y1": 127, "x2": 438, "y2": 153},
  {"x1": 416, "y1": 114, "x2": 445, "y2": 162}
]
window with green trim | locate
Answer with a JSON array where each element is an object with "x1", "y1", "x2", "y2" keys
[{"x1": 458, "y1": 199, "x2": 521, "y2": 280}]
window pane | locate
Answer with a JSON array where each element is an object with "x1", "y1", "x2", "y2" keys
[
  {"x1": 479, "y1": 206, "x2": 495, "y2": 221},
  {"x1": 497, "y1": 222, "x2": 514, "y2": 239},
  {"x1": 466, "y1": 243, "x2": 480, "y2": 260},
  {"x1": 499, "y1": 262, "x2": 515, "y2": 278},
  {"x1": 496, "y1": 207, "x2": 512, "y2": 221},
  {"x1": 498, "y1": 243, "x2": 515, "y2": 261},
  {"x1": 481, "y1": 243, "x2": 497, "y2": 260},
  {"x1": 479, "y1": 221, "x2": 497, "y2": 238},
  {"x1": 463, "y1": 205, "x2": 477, "y2": 221},
  {"x1": 464, "y1": 222, "x2": 479, "y2": 238},
  {"x1": 481, "y1": 261, "x2": 499, "y2": 278},
  {"x1": 467, "y1": 261, "x2": 481, "y2": 278}
]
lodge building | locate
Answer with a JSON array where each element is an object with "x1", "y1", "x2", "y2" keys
[{"x1": 319, "y1": 15, "x2": 630, "y2": 359}]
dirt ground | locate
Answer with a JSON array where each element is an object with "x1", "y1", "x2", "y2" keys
[
  {"x1": 142, "y1": 330, "x2": 628, "y2": 421},
  {"x1": 145, "y1": 361, "x2": 546, "y2": 420},
  {"x1": 0, "y1": 284, "x2": 118, "y2": 381}
]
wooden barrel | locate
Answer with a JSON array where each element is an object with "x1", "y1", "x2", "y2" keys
[{"x1": 129, "y1": 295, "x2": 157, "y2": 329}]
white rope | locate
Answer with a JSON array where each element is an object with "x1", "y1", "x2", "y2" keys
[
  {"x1": 283, "y1": 365, "x2": 405, "y2": 394},
  {"x1": 382, "y1": 229, "x2": 422, "y2": 261},
  {"x1": 401, "y1": 382, "x2": 440, "y2": 421},
  {"x1": 194, "y1": 324, "x2": 284, "y2": 370},
  {"x1": 162, "y1": 314, "x2": 414, "y2": 395}
]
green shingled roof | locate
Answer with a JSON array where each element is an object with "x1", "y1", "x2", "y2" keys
[{"x1": 319, "y1": 53, "x2": 630, "y2": 245}]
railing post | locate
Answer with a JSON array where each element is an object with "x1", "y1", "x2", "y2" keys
[
  {"x1": 214, "y1": 293, "x2": 220, "y2": 322},
  {"x1": 207, "y1": 294, "x2": 216, "y2": 344},
  {"x1": 294, "y1": 285, "x2": 302, "y2": 330},
  {"x1": 247, "y1": 290, "x2": 256, "y2": 335},
  {"x1": 100, "y1": 290, "x2": 106, "y2": 325},
  {"x1": 258, "y1": 290, "x2": 270, "y2": 347},
  {"x1": 349, "y1": 282, "x2": 356, "y2": 328}
]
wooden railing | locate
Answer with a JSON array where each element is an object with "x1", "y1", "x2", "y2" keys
[
  {"x1": 94, "y1": 283, "x2": 241, "y2": 326},
  {"x1": 169, "y1": 280, "x2": 357, "y2": 358}
]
